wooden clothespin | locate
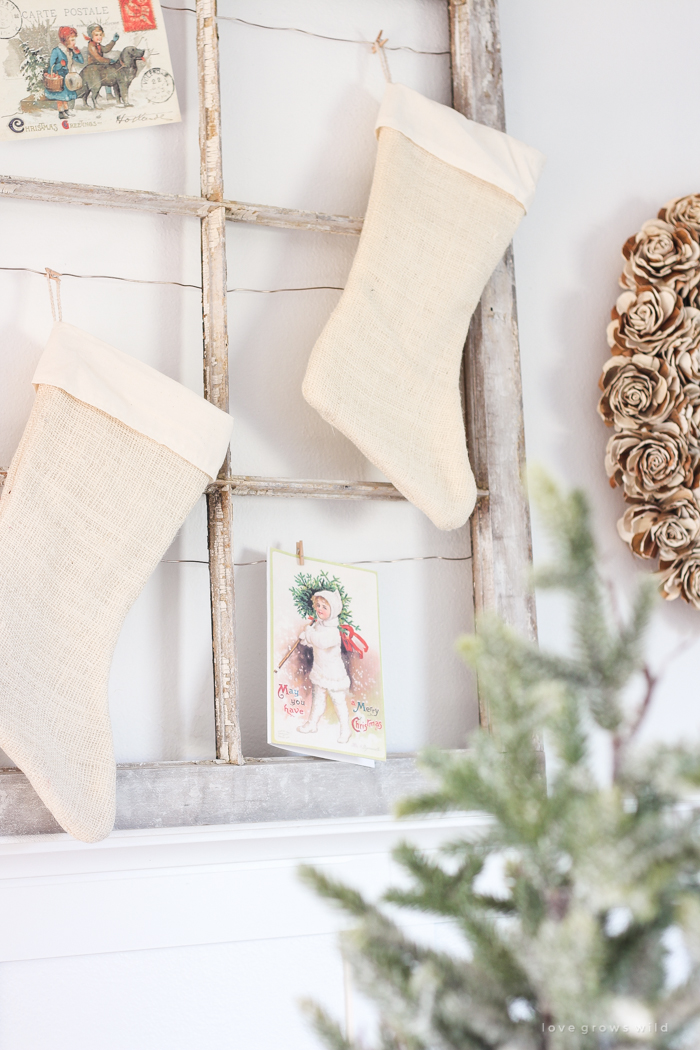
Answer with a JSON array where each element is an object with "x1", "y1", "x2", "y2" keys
[
  {"x1": 371, "y1": 29, "x2": 388, "y2": 53},
  {"x1": 296, "y1": 540, "x2": 305, "y2": 566},
  {"x1": 45, "y1": 268, "x2": 62, "y2": 322}
]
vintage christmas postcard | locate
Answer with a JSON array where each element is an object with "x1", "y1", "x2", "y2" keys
[
  {"x1": 0, "y1": 0, "x2": 180, "y2": 140},
  {"x1": 267, "y1": 549, "x2": 386, "y2": 766}
]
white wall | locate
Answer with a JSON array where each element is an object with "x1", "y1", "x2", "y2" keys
[
  {"x1": 500, "y1": 0, "x2": 700, "y2": 749},
  {"x1": 3, "y1": 1, "x2": 700, "y2": 1047}
]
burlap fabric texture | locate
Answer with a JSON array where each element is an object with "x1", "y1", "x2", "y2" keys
[
  {"x1": 303, "y1": 85, "x2": 544, "y2": 531},
  {"x1": 0, "y1": 324, "x2": 232, "y2": 842}
]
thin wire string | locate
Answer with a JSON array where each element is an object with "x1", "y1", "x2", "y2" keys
[
  {"x1": 163, "y1": 555, "x2": 472, "y2": 566},
  {"x1": 0, "y1": 265, "x2": 343, "y2": 294},
  {"x1": 0, "y1": 471, "x2": 472, "y2": 563},
  {"x1": 161, "y1": 5, "x2": 450, "y2": 55}
]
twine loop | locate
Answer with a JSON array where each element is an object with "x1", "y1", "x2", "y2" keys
[
  {"x1": 371, "y1": 30, "x2": 392, "y2": 83},
  {"x1": 45, "y1": 268, "x2": 62, "y2": 322}
]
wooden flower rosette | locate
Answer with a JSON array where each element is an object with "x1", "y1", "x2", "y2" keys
[{"x1": 599, "y1": 194, "x2": 700, "y2": 608}]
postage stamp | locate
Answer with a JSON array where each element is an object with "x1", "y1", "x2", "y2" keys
[{"x1": 118, "y1": 0, "x2": 156, "y2": 33}]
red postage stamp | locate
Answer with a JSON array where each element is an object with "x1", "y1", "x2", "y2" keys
[{"x1": 119, "y1": 0, "x2": 157, "y2": 32}]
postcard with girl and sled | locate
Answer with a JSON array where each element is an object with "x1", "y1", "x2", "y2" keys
[
  {"x1": 0, "y1": 0, "x2": 180, "y2": 140},
  {"x1": 267, "y1": 549, "x2": 386, "y2": 767}
]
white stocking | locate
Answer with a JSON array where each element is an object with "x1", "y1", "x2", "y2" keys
[
  {"x1": 0, "y1": 322, "x2": 232, "y2": 842},
  {"x1": 303, "y1": 84, "x2": 544, "y2": 530}
]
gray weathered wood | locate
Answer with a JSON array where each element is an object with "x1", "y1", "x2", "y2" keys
[
  {"x1": 212, "y1": 476, "x2": 407, "y2": 499},
  {"x1": 450, "y1": 0, "x2": 505, "y2": 132},
  {"x1": 0, "y1": 174, "x2": 215, "y2": 217},
  {"x1": 198, "y1": 0, "x2": 242, "y2": 765},
  {"x1": 449, "y1": 0, "x2": 538, "y2": 731},
  {"x1": 3, "y1": 468, "x2": 487, "y2": 503},
  {"x1": 0, "y1": 757, "x2": 430, "y2": 836},
  {"x1": 226, "y1": 200, "x2": 362, "y2": 235},
  {"x1": 0, "y1": 174, "x2": 362, "y2": 235}
]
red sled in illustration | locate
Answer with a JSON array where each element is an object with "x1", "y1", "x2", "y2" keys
[{"x1": 119, "y1": 0, "x2": 157, "y2": 32}]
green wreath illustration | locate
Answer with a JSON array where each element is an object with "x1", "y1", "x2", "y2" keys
[{"x1": 290, "y1": 570, "x2": 359, "y2": 631}]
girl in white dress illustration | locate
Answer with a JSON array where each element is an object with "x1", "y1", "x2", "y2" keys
[{"x1": 297, "y1": 589, "x2": 352, "y2": 743}]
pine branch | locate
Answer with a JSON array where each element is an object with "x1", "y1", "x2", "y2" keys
[
  {"x1": 301, "y1": 473, "x2": 700, "y2": 1050},
  {"x1": 301, "y1": 1002, "x2": 356, "y2": 1050},
  {"x1": 299, "y1": 864, "x2": 381, "y2": 920}
]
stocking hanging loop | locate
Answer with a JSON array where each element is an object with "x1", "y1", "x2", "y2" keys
[
  {"x1": 371, "y1": 30, "x2": 392, "y2": 83},
  {"x1": 45, "y1": 267, "x2": 62, "y2": 322}
]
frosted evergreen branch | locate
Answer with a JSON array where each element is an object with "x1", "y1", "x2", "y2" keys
[
  {"x1": 302, "y1": 474, "x2": 700, "y2": 1050},
  {"x1": 299, "y1": 865, "x2": 381, "y2": 919},
  {"x1": 301, "y1": 1002, "x2": 356, "y2": 1050}
]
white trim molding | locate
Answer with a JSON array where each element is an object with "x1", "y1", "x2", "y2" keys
[{"x1": 0, "y1": 812, "x2": 489, "y2": 962}]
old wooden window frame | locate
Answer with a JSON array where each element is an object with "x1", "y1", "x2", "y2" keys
[{"x1": 0, "y1": 0, "x2": 537, "y2": 836}]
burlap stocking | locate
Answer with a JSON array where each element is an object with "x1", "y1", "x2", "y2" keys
[
  {"x1": 0, "y1": 322, "x2": 232, "y2": 842},
  {"x1": 303, "y1": 84, "x2": 545, "y2": 530}
]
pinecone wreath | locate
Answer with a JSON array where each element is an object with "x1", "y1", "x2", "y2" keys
[{"x1": 599, "y1": 194, "x2": 700, "y2": 608}]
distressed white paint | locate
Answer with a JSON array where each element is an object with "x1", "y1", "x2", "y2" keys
[{"x1": 0, "y1": 172, "x2": 365, "y2": 231}]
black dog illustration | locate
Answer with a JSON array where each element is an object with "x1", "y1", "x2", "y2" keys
[{"x1": 78, "y1": 46, "x2": 145, "y2": 108}]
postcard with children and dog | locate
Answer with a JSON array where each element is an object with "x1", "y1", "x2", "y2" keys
[
  {"x1": 267, "y1": 549, "x2": 386, "y2": 767},
  {"x1": 0, "y1": 0, "x2": 180, "y2": 140}
]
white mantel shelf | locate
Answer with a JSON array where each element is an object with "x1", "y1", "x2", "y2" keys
[{"x1": 0, "y1": 810, "x2": 487, "y2": 964}]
